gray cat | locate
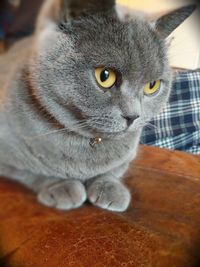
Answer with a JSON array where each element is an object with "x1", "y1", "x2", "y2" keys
[{"x1": 0, "y1": 0, "x2": 195, "y2": 211}]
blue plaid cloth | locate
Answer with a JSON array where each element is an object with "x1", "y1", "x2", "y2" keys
[{"x1": 141, "y1": 70, "x2": 200, "y2": 155}]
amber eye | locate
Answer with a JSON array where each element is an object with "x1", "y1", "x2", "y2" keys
[
  {"x1": 144, "y1": 80, "x2": 161, "y2": 95},
  {"x1": 95, "y1": 67, "x2": 117, "y2": 89}
]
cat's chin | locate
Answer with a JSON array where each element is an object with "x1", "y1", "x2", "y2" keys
[{"x1": 74, "y1": 126, "x2": 138, "y2": 141}]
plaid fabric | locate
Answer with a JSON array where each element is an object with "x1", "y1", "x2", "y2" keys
[{"x1": 141, "y1": 70, "x2": 200, "y2": 155}]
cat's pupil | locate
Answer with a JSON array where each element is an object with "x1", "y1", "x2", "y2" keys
[
  {"x1": 149, "y1": 81, "x2": 156, "y2": 89},
  {"x1": 100, "y1": 69, "x2": 109, "y2": 82}
]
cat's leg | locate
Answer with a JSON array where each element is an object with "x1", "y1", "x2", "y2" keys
[
  {"x1": 86, "y1": 163, "x2": 131, "y2": 212},
  {"x1": 0, "y1": 164, "x2": 87, "y2": 210}
]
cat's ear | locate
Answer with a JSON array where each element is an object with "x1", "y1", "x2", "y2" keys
[
  {"x1": 37, "y1": 0, "x2": 116, "y2": 31},
  {"x1": 154, "y1": 5, "x2": 196, "y2": 38}
]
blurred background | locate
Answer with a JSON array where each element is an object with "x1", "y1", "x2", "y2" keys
[{"x1": 0, "y1": 0, "x2": 199, "y2": 69}]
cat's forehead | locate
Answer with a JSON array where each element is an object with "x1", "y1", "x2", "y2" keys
[
  {"x1": 65, "y1": 14, "x2": 167, "y2": 80},
  {"x1": 72, "y1": 15, "x2": 158, "y2": 51}
]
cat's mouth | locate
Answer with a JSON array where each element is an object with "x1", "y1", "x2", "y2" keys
[
  {"x1": 86, "y1": 115, "x2": 142, "y2": 137},
  {"x1": 86, "y1": 122, "x2": 133, "y2": 139},
  {"x1": 64, "y1": 103, "x2": 138, "y2": 138},
  {"x1": 70, "y1": 118, "x2": 128, "y2": 139}
]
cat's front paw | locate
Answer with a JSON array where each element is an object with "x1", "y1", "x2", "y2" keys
[
  {"x1": 38, "y1": 179, "x2": 86, "y2": 210},
  {"x1": 87, "y1": 179, "x2": 131, "y2": 212}
]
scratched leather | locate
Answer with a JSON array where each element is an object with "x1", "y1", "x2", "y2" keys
[{"x1": 0, "y1": 145, "x2": 200, "y2": 267}]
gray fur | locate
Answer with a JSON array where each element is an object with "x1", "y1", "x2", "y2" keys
[{"x1": 0, "y1": 0, "x2": 195, "y2": 211}]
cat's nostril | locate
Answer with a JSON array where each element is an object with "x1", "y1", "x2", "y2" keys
[{"x1": 123, "y1": 115, "x2": 139, "y2": 126}]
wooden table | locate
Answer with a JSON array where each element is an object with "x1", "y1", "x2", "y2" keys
[{"x1": 0, "y1": 145, "x2": 200, "y2": 267}]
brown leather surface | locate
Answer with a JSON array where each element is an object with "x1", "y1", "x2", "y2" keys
[{"x1": 0, "y1": 145, "x2": 200, "y2": 267}]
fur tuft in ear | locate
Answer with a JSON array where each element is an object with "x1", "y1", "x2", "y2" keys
[{"x1": 155, "y1": 5, "x2": 196, "y2": 38}]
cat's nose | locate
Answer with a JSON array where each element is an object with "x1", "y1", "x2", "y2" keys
[{"x1": 123, "y1": 115, "x2": 139, "y2": 127}]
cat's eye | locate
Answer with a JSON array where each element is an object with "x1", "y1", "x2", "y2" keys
[
  {"x1": 95, "y1": 67, "x2": 117, "y2": 89},
  {"x1": 144, "y1": 80, "x2": 161, "y2": 95}
]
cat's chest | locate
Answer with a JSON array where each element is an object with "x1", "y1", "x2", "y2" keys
[
  {"x1": 26, "y1": 132, "x2": 139, "y2": 179},
  {"x1": 55, "y1": 133, "x2": 138, "y2": 177},
  {"x1": 61, "y1": 133, "x2": 138, "y2": 160},
  {"x1": 86, "y1": 138, "x2": 136, "y2": 164}
]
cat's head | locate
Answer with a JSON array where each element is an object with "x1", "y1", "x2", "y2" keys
[{"x1": 30, "y1": 0, "x2": 195, "y2": 139}]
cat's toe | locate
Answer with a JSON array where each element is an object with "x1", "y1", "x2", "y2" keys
[
  {"x1": 38, "y1": 179, "x2": 86, "y2": 210},
  {"x1": 87, "y1": 179, "x2": 131, "y2": 212}
]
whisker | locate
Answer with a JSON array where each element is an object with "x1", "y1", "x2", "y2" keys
[
  {"x1": 24, "y1": 120, "x2": 88, "y2": 140},
  {"x1": 144, "y1": 122, "x2": 157, "y2": 130},
  {"x1": 90, "y1": 115, "x2": 114, "y2": 120},
  {"x1": 24, "y1": 128, "x2": 70, "y2": 139},
  {"x1": 88, "y1": 120, "x2": 105, "y2": 126},
  {"x1": 88, "y1": 119, "x2": 113, "y2": 128}
]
